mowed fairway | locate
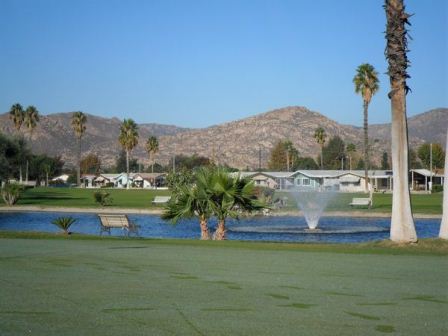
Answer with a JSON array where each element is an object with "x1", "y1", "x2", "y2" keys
[{"x1": 1, "y1": 238, "x2": 447, "y2": 335}]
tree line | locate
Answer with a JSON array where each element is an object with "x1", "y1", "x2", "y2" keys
[{"x1": 266, "y1": 135, "x2": 445, "y2": 173}]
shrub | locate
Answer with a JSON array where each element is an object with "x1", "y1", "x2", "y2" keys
[
  {"x1": 49, "y1": 179, "x2": 66, "y2": 187},
  {"x1": 432, "y1": 185, "x2": 443, "y2": 193},
  {"x1": 1, "y1": 183, "x2": 24, "y2": 206},
  {"x1": 93, "y1": 191, "x2": 113, "y2": 206},
  {"x1": 51, "y1": 216, "x2": 76, "y2": 234}
]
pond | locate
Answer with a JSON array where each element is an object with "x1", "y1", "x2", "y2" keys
[{"x1": 0, "y1": 211, "x2": 441, "y2": 243}]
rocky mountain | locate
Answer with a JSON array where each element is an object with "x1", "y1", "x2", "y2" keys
[
  {"x1": 0, "y1": 107, "x2": 446, "y2": 169},
  {"x1": 369, "y1": 108, "x2": 448, "y2": 146},
  {"x1": 0, "y1": 112, "x2": 191, "y2": 167}
]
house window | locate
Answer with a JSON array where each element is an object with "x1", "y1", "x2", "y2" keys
[{"x1": 302, "y1": 178, "x2": 310, "y2": 186}]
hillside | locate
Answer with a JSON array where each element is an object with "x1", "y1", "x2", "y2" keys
[
  {"x1": 369, "y1": 108, "x2": 448, "y2": 146},
  {"x1": 0, "y1": 107, "x2": 446, "y2": 169}
]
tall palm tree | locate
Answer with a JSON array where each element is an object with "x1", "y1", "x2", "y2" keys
[
  {"x1": 24, "y1": 106, "x2": 40, "y2": 183},
  {"x1": 71, "y1": 112, "x2": 87, "y2": 186},
  {"x1": 385, "y1": 0, "x2": 417, "y2": 243},
  {"x1": 9, "y1": 103, "x2": 25, "y2": 182},
  {"x1": 284, "y1": 140, "x2": 294, "y2": 172},
  {"x1": 24, "y1": 105, "x2": 40, "y2": 134},
  {"x1": 346, "y1": 143, "x2": 356, "y2": 170},
  {"x1": 353, "y1": 63, "x2": 379, "y2": 192},
  {"x1": 162, "y1": 167, "x2": 214, "y2": 240},
  {"x1": 145, "y1": 136, "x2": 159, "y2": 173},
  {"x1": 118, "y1": 119, "x2": 139, "y2": 189},
  {"x1": 314, "y1": 127, "x2": 327, "y2": 170},
  {"x1": 439, "y1": 128, "x2": 448, "y2": 239},
  {"x1": 9, "y1": 103, "x2": 24, "y2": 134}
]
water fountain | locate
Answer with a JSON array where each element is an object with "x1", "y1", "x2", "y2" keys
[{"x1": 289, "y1": 185, "x2": 335, "y2": 231}]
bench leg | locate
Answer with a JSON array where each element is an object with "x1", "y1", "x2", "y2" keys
[{"x1": 100, "y1": 227, "x2": 111, "y2": 236}]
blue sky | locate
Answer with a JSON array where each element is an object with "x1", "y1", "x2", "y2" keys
[{"x1": 0, "y1": 0, "x2": 446, "y2": 128}]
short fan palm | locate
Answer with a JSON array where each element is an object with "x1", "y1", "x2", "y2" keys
[{"x1": 52, "y1": 217, "x2": 77, "y2": 235}]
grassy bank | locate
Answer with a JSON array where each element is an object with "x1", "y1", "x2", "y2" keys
[
  {"x1": 275, "y1": 191, "x2": 443, "y2": 214},
  {"x1": 0, "y1": 187, "x2": 171, "y2": 209},
  {"x1": 0, "y1": 236, "x2": 447, "y2": 335},
  {"x1": 0, "y1": 187, "x2": 444, "y2": 215}
]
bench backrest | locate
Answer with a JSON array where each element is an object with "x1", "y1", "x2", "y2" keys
[
  {"x1": 153, "y1": 196, "x2": 171, "y2": 203},
  {"x1": 352, "y1": 198, "x2": 370, "y2": 204},
  {"x1": 98, "y1": 214, "x2": 130, "y2": 228}
]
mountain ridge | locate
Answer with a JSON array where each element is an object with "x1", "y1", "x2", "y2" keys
[{"x1": 1, "y1": 106, "x2": 446, "y2": 169}]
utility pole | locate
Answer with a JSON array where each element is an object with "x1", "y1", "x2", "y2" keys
[
  {"x1": 430, "y1": 143, "x2": 433, "y2": 192},
  {"x1": 341, "y1": 157, "x2": 344, "y2": 170},
  {"x1": 173, "y1": 144, "x2": 176, "y2": 173},
  {"x1": 258, "y1": 145, "x2": 262, "y2": 171}
]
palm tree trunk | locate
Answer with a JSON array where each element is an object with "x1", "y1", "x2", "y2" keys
[
  {"x1": 320, "y1": 145, "x2": 324, "y2": 170},
  {"x1": 389, "y1": 88, "x2": 417, "y2": 243},
  {"x1": 126, "y1": 150, "x2": 130, "y2": 189},
  {"x1": 386, "y1": 0, "x2": 417, "y2": 243},
  {"x1": 19, "y1": 166, "x2": 23, "y2": 183},
  {"x1": 199, "y1": 216, "x2": 211, "y2": 240},
  {"x1": 214, "y1": 219, "x2": 226, "y2": 240},
  {"x1": 26, "y1": 160, "x2": 29, "y2": 184},
  {"x1": 150, "y1": 153, "x2": 154, "y2": 173},
  {"x1": 439, "y1": 128, "x2": 448, "y2": 239},
  {"x1": 77, "y1": 138, "x2": 81, "y2": 186},
  {"x1": 286, "y1": 151, "x2": 290, "y2": 172},
  {"x1": 363, "y1": 101, "x2": 369, "y2": 192}
]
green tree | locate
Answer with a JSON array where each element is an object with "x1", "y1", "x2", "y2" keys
[
  {"x1": 354, "y1": 63, "x2": 379, "y2": 191},
  {"x1": 24, "y1": 105, "x2": 40, "y2": 182},
  {"x1": 409, "y1": 148, "x2": 421, "y2": 169},
  {"x1": 294, "y1": 157, "x2": 319, "y2": 170},
  {"x1": 145, "y1": 162, "x2": 165, "y2": 173},
  {"x1": 346, "y1": 143, "x2": 356, "y2": 170},
  {"x1": 268, "y1": 140, "x2": 299, "y2": 171},
  {"x1": 71, "y1": 112, "x2": 87, "y2": 186},
  {"x1": 0, "y1": 134, "x2": 30, "y2": 184},
  {"x1": 385, "y1": 0, "x2": 417, "y2": 243},
  {"x1": 1, "y1": 182, "x2": 24, "y2": 206},
  {"x1": 168, "y1": 154, "x2": 211, "y2": 171},
  {"x1": 417, "y1": 143, "x2": 445, "y2": 169},
  {"x1": 164, "y1": 168, "x2": 265, "y2": 241},
  {"x1": 166, "y1": 167, "x2": 194, "y2": 193},
  {"x1": 162, "y1": 168, "x2": 215, "y2": 240},
  {"x1": 9, "y1": 103, "x2": 24, "y2": 134},
  {"x1": 356, "y1": 158, "x2": 365, "y2": 170},
  {"x1": 210, "y1": 170, "x2": 265, "y2": 240},
  {"x1": 118, "y1": 119, "x2": 139, "y2": 189},
  {"x1": 115, "y1": 150, "x2": 138, "y2": 173},
  {"x1": 322, "y1": 136, "x2": 345, "y2": 170},
  {"x1": 29, "y1": 154, "x2": 64, "y2": 186},
  {"x1": 145, "y1": 136, "x2": 159, "y2": 173},
  {"x1": 8, "y1": 103, "x2": 25, "y2": 181},
  {"x1": 80, "y1": 153, "x2": 102, "y2": 175},
  {"x1": 314, "y1": 127, "x2": 327, "y2": 169},
  {"x1": 381, "y1": 152, "x2": 390, "y2": 169},
  {"x1": 24, "y1": 106, "x2": 40, "y2": 136}
]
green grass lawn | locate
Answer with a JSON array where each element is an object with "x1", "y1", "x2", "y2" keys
[
  {"x1": 275, "y1": 191, "x2": 443, "y2": 214},
  {"x1": 0, "y1": 187, "x2": 443, "y2": 215},
  {"x1": 0, "y1": 236, "x2": 447, "y2": 335},
  {"x1": 0, "y1": 187, "x2": 171, "y2": 209}
]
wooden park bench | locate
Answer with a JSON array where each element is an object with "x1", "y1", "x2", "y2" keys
[
  {"x1": 349, "y1": 198, "x2": 372, "y2": 209},
  {"x1": 98, "y1": 214, "x2": 139, "y2": 236},
  {"x1": 152, "y1": 196, "x2": 171, "y2": 205}
]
